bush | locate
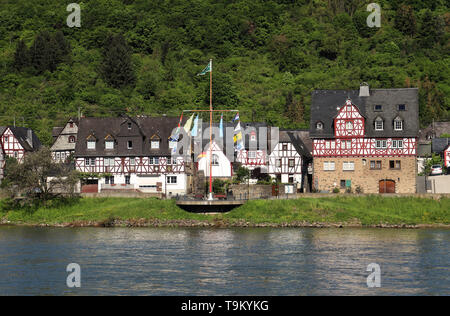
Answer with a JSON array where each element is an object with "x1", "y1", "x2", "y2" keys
[{"x1": 332, "y1": 187, "x2": 340, "y2": 194}]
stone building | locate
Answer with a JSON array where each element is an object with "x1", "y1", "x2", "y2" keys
[
  {"x1": 51, "y1": 118, "x2": 78, "y2": 163},
  {"x1": 309, "y1": 84, "x2": 419, "y2": 193}
]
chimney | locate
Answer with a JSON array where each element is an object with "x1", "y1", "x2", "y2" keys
[
  {"x1": 27, "y1": 129, "x2": 33, "y2": 149},
  {"x1": 359, "y1": 82, "x2": 370, "y2": 97}
]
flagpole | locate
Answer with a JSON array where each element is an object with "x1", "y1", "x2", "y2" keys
[{"x1": 208, "y1": 59, "x2": 213, "y2": 200}]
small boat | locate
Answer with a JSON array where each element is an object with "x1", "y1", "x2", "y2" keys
[{"x1": 176, "y1": 198, "x2": 245, "y2": 213}]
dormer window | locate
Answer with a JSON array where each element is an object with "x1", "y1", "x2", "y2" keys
[
  {"x1": 374, "y1": 105, "x2": 383, "y2": 111},
  {"x1": 128, "y1": 140, "x2": 133, "y2": 149},
  {"x1": 398, "y1": 104, "x2": 406, "y2": 111},
  {"x1": 374, "y1": 117, "x2": 384, "y2": 131},
  {"x1": 316, "y1": 122, "x2": 323, "y2": 130},
  {"x1": 127, "y1": 122, "x2": 132, "y2": 130},
  {"x1": 394, "y1": 117, "x2": 403, "y2": 131},
  {"x1": 105, "y1": 140, "x2": 114, "y2": 150},
  {"x1": 151, "y1": 140, "x2": 160, "y2": 149},
  {"x1": 87, "y1": 140, "x2": 96, "y2": 150}
]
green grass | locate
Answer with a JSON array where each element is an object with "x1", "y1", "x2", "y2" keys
[{"x1": 1, "y1": 196, "x2": 449, "y2": 226}]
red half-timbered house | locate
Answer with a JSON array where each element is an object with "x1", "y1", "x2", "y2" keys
[{"x1": 310, "y1": 84, "x2": 419, "y2": 193}]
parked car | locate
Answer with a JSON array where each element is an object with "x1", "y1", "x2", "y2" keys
[{"x1": 430, "y1": 165, "x2": 443, "y2": 176}]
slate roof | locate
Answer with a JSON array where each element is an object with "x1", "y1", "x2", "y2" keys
[
  {"x1": 74, "y1": 116, "x2": 186, "y2": 157},
  {"x1": 310, "y1": 88, "x2": 419, "y2": 138},
  {"x1": 419, "y1": 121, "x2": 450, "y2": 142},
  {"x1": 278, "y1": 130, "x2": 313, "y2": 159},
  {"x1": 0, "y1": 126, "x2": 42, "y2": 151},
  {"x1": 432, "y1": 138, "x2": 450, "y2": 154}
]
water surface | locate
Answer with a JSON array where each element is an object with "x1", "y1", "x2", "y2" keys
[{"x1": 0, "y1": 226, "x2": 448, "y2": 295}]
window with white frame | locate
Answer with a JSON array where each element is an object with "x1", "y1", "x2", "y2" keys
[
  {"x1": 248, "y1": 151, "x2": 256, "y2": 159},
  {"x1": 346, "y1": 121, "x2": 353, "y2": 130},
  {"x1": 276, "y1": 159, "x2": 281, "y2": 168},
  {"x1": 105, "y1": 140, "x2": 114, "y2": 149},
  {"x1": 323, "y1": 161, "x2": 335, "y2": 171},
  {"x1": 394, "y1": 118, "x2": 403, "y2": 131},
  {"x1": 87, "y1": 140, "x2": 96, "y2": 150},
  {"x1": 375, "y1": 117, "x2": 384, "y2": 131},
  {"x1": 56, "y1": 152, "x2": 60, "y2": 160},
  {"x1": 167, "y1": 176, "x2": 177, "y2": 184},
  {"x1": 343, "y1": 161, "x2": 355, "y2": 171},
  {"x1": 130, "y1": 157, "x2": 135, "y2": 165},
  {"x1": 212, "y1": 154, "x2": 219, "y2": 166},
  {"x1": 85, "y1": 158, "x2": 96, "y2": 166},
  {"x1": 392, "y1": 140, "x2": 404, "y2": 149},
  {"x1": 104, "y1": 158, "x2": 115, "y2": 167},
  {"x1": 376, "y1": 140, "x2": 387, "y2": 149},
  {"x1": 151, "y1": 140, "x2": 159, "y2": 149}
]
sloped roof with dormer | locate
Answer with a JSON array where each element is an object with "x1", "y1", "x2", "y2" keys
[{"x1": 310, "y1": 88, "x2": 419, "y2": 138}]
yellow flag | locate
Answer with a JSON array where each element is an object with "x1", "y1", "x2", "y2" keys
[{"x1": 183, "y1": 114, "x2": 195, "y2": 133}]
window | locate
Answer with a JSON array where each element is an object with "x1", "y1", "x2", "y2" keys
[
  {"x1": 342, "y1": 140, "x2": 351, "y2": 150},
  {"x1": 323, "y1": 161, "x2": 335, "y2": 171},
  {"x1": 212, "y1": 154, "x2": 219, "y2": 166},
  {"x1": 167, "y1": 176, "x2": 177, "y2": 184},
  {"x1": 105, "y1": 176, "x2": 114, "y2": 185},
  {"x1": 398, "y1": 104, "x2": 406, "y2": 111},
  {"x1": 69, "y1": 136, "x2": 76, "y2": 143},
  {"x1": 375, "y1": 118, "x2": 384, "y2": 131},
  {"x1": 87, "y1": 140, "x2": 96, "y2": 150},
  {"x1": 288, "y1": 159, "x2": 295, "y2": 168},
  {"x1": 343, "y1": 161, "x2": 355, "y2": 171},
  {"x1": 394, "y1": 118, "x2": 403, "y2": 131},
  {"x1": 346, "y1": 121, "x2": 353, "y2": 129},
  {"x1": 105, "y1": 140, "x2": 114, "y2": 149},
  {"x1": 125, "y1": 175, "x2": 131, "y2": 185},
  {"x1": 4, "y1": 136, "x2": 8, "y2": 142},
  {"x1": 130, "y1": 157, "x2": 135, "y2": 166},
  {"x1": 104, "y1": 158, "x2": 115, "y2": 166},
  {"x1": 69, "y1": 122, "x2": 74, "y2": 128},
  {"x1": 56, "y1": 152, "x2": 60, "y2": 160},
  {"x1": 127, "y1": 122, "x2": 132, "y2": 130},
  {"x1": 340, "y1": 180, "x2": 346, "y2": 189},
  {"x1": 282, "y1": 144, "x2": 288, "y2": 151},
  {"x1": 374, "y1": 105, "x2": 383, "y2": 111},
  {"x1": 128, "y1": 141, "x2": 133, "y2": 149},
  {"x1": 390, "y1": 160, "x2": 401, "y2": 169},
  {"x1": 376, "y1": 140, "x2": 387, "y2": 149},
  {"x1": 85, "y1": 158, "x2": 96, "y2": 166},
  {"x1": 276, "y1": 159, "x2": 281, "y2": 168},
  {"x1": 61, "y1": 153, "x2": 65, "y2": 161},
  {"x1": 248, "y1": 151, "x2": 256, "y2": 159},
  {"x1": 151, "y1": 140, "x2": 159, "y2": 149},
  {"x1": 288, "y1": 175, "x2": 294, "y2": 184},
  {"x1": 370, "y1": 161, "x2": 382, "y2": 170},
  {"x1": 392, "y1": 140, "x2": 404, "y2": 149},
  {"x1": 316, "y1": 122, "x2": 323, "y2": 130}
]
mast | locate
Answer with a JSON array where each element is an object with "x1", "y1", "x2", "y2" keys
[{"x1": 209, "y1": 59, "x2": 213, "y2": 199}]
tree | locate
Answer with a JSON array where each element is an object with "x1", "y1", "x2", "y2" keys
[
  {"x1": 3, "y1": 147, "x2": 79, "y2": 203},
  {"x1": 395, "y1": 5, "x2": 416, "y2": 36},
  {"x1": 101, "y1": 34, "x2": 136, "y2": 89},
  {"x1": 13, "y1": 40, "x2": 29, "y2": 71}
]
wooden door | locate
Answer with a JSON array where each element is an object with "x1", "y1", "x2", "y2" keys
[{"x1": 379, "y1": 180, "x2": 395, "y2": 193}]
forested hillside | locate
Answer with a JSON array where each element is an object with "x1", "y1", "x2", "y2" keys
[{"x1": 0, "y1": 0, "x2": 448, "y2": 145}]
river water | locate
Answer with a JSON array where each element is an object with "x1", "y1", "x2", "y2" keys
[{"x1": 0, "y1": 226, "x2": 448, "y2": 295}]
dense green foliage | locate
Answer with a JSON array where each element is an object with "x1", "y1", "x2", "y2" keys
[
  {"x1": 0, "y1": 0, "x2": 448, "y2": 145},
  {"x1": 1, "y1": 196, "x2": 449, "y2": 226}
]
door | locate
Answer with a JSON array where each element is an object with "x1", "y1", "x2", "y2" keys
[{"x1": 379, "y1": 180, "x2": 395, "y2": 193}]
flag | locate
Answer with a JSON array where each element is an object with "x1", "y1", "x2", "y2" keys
[
  {"x1": 184, "y1": 114, "x2": 194, "y2": 134},
  {"x1": 197, "y1": 60, "x2": 212, "y2": 76},
  {"x1": 170, "y1": 114, "x2": 183, "y2": 153},
  {"x1": 233, "y1": 121, "x2": 243, "y2": 150},
  {"x1": 232, "y1": 112, "x2": 240, "y2": 122},
  {"x1": 197, "y1": 152, "x2": 207, "y2": 159},
  {"x1": 219, "y1": 113, "x2": 223, "y2": 138},
  {"x1": 191, "y1": 115, "x2": 199, "y2": 137}
]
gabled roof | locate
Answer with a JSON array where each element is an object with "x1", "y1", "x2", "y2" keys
[
  {"x1": 432, "y1": 138, "x2": 450, "y2": 154},
  {"x1": 1, "y1": 126, "x2": 42, "y2": 151},
  {"x1": 75, "y1": 116, "x2": 186, "y2": 157},
  {"x1": 278, "y1": 130, "x2": 313, "y2": 159},
  {"x1": 310, "y1": 88, "x2": 419, "y2": 138}
]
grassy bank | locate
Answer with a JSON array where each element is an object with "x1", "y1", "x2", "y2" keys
[{"x1": 1, "y1": 196, "x2": 449, "y2": 228}]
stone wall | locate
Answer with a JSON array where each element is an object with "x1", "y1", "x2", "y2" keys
[{"x1": 313, "y1": 157, "x2": 417, "y2": 194}]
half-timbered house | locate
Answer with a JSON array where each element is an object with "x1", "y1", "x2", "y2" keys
[
  {"x1": 74, "y1": 116, "x2": 189, "y2": 196},
  {"x1": 432, "y1": 138, "x2": 450, "y2": 169},
  {"x1": 235, "y1": 123, "x2": 269, "y2": 174},
  {"x1": 51, "y1": 118, "x2": 78, "y2": 163},
  {"x1": 310, "y1": 84, "x2": 419, "y2": 193},
  {"x1": 268, "y1": 130, "x2": 312, "y2": 191},
  {"x1": 0, "y1": 126, "x2": 42, "y2": 161}
]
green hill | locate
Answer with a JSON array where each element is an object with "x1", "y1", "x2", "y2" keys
[{"x1": 0, "y1": 0, "x2": 448, "y2": 145}]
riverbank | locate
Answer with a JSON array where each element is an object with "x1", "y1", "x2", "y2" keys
[{"x1": 1, "y1": 195, "x2": 449, "y2": 228}]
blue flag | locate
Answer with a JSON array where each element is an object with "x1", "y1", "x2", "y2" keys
[
  {"x1": 191, "y1": 115, "x2": 199, "y2": 137},
  {"x1": 232, "y1": 112, "x2": 240, "y2": 122},
  {"x1": 219, "y1": 113, "x2": 223, "y2": 138}
]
